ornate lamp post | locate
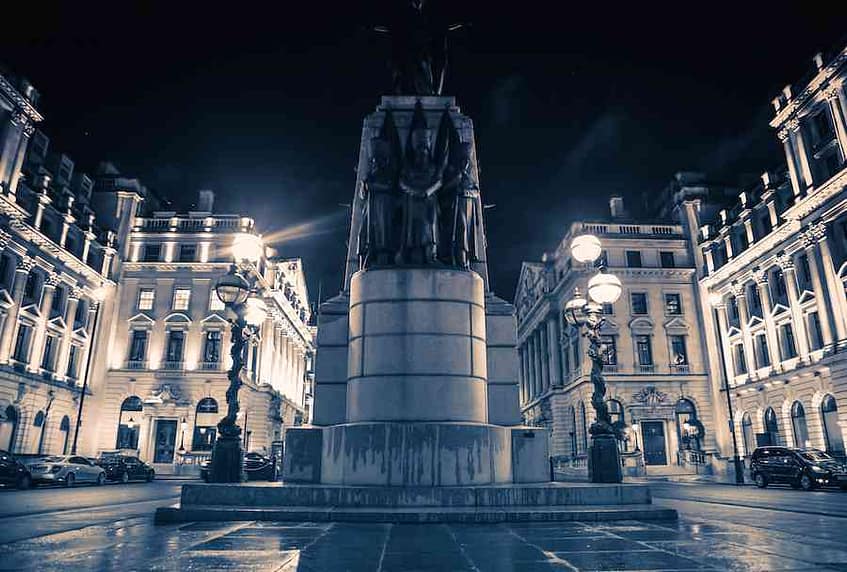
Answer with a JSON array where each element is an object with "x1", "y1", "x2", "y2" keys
[
  {"x1": 209, "y1": 234, "x2": 266, "y2": 483},
  {"x1": 564, "y1": 233, "x2": 624, "y2": 483}
]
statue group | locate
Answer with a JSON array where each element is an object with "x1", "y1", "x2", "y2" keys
[{"x1": 357, "y1": 101, "x2": 482, "y2": 271}]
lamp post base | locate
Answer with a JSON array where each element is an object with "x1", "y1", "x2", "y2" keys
[
  {"x1": 588, "y1": 433, "x2": 623, "y2": 483},
  {"x1": 209, "y1": 434, "x2": 245, "y2": 483}
]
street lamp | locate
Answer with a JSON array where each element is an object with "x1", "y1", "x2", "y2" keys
[
  {"x1": 564, "y1": 233, "x2": 624, "y2": 483},
  {"x1": 178, "y1": 417, "x2": 187, "y2": 454},
  {"x1": 208, "y1": 234, "x2": 266, "y2": 483},
  {"x1": 630, "y1": 422, "x2": 640, "y2": 451}
]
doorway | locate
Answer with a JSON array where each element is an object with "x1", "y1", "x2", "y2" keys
[
  {"x1": 153, "y1": 420, "x2": 177, "y2": 463},
  {"x1": 642, "y1": 421, "x2": 667, "y2": 465}
]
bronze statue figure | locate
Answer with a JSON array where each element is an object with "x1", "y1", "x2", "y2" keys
[
  {"x1": 397, "y1": 102, "x2": 450, "y2": 264},
  {"x1": 445, "y1": 141, "x2": 482, "y2": 269}
]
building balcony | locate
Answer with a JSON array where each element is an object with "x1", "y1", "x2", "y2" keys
[
  {"x1": 200, "y1": 361, "x2": 221, "y2": 371},
  {"x1": 637, "y1": 364, "x2": 655, "y2": 374},
  {"x1": 126, "y1": 360, "x2": 147, "y2": 370},
  {"x1": 602, "y1": 364, "x2": 618, "y2": 374},
  {"x1": 669, "y1": 363, "x2": 690, "y2": 374},
  {"x1": 162, "y1": 360, "x2": 184, "y2": 371}
]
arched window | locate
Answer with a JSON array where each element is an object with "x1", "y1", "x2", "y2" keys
[
  {"x1": 0, "y1": 405, "x2": 19, "y2": 452},
  {"x1": 59, "y1": 415, "x2": 71, "y2": 455},
  {"x1": 579, "y1": 402, "x2": 588, "y2": 452},
  {"x1": 764, "y1": 407, "x2": 780, "y2": 446},
  {"x1": 568, "y1": 405, "x2": 577, "y2": 456},
  {"x1": 192, "y1": 398, "x2": 219, "y2": 451},
  {"x1": 741, "y1": 412, "x2": 755, "y2": 456},
  {"x1": 790, "y1": 401, "x2": 809, "y2": 448},
  {"x1": 675, "y1": 399, "x2": 702, "y2": 451},
  {"x1": 821, "y1": 395, "x2": 845, "y2": 457},
  {"x1": 33, "y1": 411, "x2": 45, "y2": 427},
  {"x1": 116, "y1": 396, "x2": 143, "y2": 450}
]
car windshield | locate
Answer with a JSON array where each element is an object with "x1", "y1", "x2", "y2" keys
[
  {"x1": 40, "y1": 456, "x2": 66, "y2": 463},
  {"x1": 800, "y1": 451, "x2": 834, "y2": 462}
]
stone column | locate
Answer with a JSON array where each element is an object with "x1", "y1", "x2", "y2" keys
[
  {"x1": 714, "y1": 303, "x2": 738, "y2": 385},
  {"x1": 753, "y1": 273, "x2": 782, "y2": 367},
  {"x1": 522, "y1": 344, "x2": 531, "y2": 402},
  {"x1": 825, "y1": 86, "x2": 847, "y2": 158},
  {"x1": 778, "y1": 255, "x2": 811, "y2": 360},
  {"x1": 723, "y1": 234, "x2": 734, "y2": 260},
  {"x1": 802, "y1": 231, "x2": 834, "y2": 347},
  {"x1": 704, "y1": 247, "x2": 715, "y2": 274},
  {"x1": 778, "y1": 127, "x2": 803, "y2": 196},
  {"x1": 814, "y1": 225, "x2": 847, "y2": 342},
  {"x1": 539, "y1": 324, "x2": 550, "y2": 392},
  {"x1": 75, "y1": 301, "x2": 99, "y2": 387},
  {"x1": 788, "y1": 119, "x2": 815, "y2": 191},
  {"x1": 534, "y1": 329, "x2": 544, "y2": 396},
  {"x1": 546, "y1": 315, "x2": 562, "y2": 387},
  {"x1": 28, "y1": 274, "x2": 59, "y2": 373},
  {"x1": 55, "y1": 291, "x2": 81, "y2": 382},
  {"x1": 527, "y1": 333, "x2": 537, "y2": 400},
  {"x1": 733, "y1": 288, "x2": 757, "y2": 378},
  {"x1": 517, "y1": 345, "x2": 526, "y2": 404},
  {"x1": 0, "y1": 256, "x2": 34, "y2": 363}
]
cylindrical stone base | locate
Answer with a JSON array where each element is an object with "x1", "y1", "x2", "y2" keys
[{"x1": 347, "y1": 268, "x2": 487, "y2": 423}]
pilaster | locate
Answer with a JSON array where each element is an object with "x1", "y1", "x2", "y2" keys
[
  {"x1": 777, "y1": 254, "x2": 810, "y2": 361},
  {"x1": 0, "y1": 256, "x2": 34, "y2": 363}
]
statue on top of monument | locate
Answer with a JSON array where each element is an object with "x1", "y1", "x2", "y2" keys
[
  {"x1": 443, "y1": 139, "x2": 482, "y2": 270},
  {"x1": 358, "y1": 110, "x2": 402, "y2": 269},
  {"x1": 373, "y1": 0, "x2": 464, "y2": 95},
  {"x1": 397, "y1": 102, "x2": 450, "y2": 264}
]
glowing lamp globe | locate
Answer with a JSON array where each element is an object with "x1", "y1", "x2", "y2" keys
[
  {"x1": 244, "y1": 297, "x2": 268, "y2": 326},
  {"x1": 570, "y1": 234, "x2": 602, "y2": 263},
  {"x1": 564, "y1": 289, "x2": 588, "y2": 326},
  {"x1": 215, "y1": 268, "x2": 250, "y2": 306},
  {"x1": 587, "y1": 272, "x2": 622, "y2": 304},
  {"x1": 232, "y1": 233, "x2": 263, "y2": 263}
]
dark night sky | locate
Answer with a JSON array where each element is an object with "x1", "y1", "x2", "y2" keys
[{"x1": 2, "y1": 2, "x2": 845, "y2": 303}]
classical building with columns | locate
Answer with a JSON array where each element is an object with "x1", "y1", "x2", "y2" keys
[
  {"x1": 86, "y1": 193, "x2": 315, "y2": 473},
  {"x1": 515, "y1": 197, "x2": 716, "y2": 476},
  {"x1": 695, "y1": 46, "x2": 847, "y2": 465},
  {"x1": 0, "y1": 71, "x2": 118, "y2": 458}
]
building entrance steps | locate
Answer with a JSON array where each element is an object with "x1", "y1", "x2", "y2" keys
[{"x1": 154, "y1": 482, "x2": 678, "y2": 523}]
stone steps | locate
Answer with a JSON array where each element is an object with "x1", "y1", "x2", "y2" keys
[{"x1": 154, "y1": 503, "x2": 677, "y2": 524}]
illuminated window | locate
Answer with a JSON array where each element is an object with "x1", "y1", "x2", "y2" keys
[
  {"x1": 172, "y1": 288, "x2": 191, "y2": 311},
  {"x1": 138, "y1": 289, "x2": 155, "y2": 311}
]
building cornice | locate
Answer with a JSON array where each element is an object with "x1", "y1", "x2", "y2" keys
[
  {"x1": 0, "y1": 75, "x2": 43, "y2": 123},
  {"x1": 770, "y1": 47, "x2": 847, "y2": 127}
]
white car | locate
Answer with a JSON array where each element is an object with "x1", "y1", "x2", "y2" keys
[{"x1": 28, "y1": 455, "x2": 106, "y2": 487}]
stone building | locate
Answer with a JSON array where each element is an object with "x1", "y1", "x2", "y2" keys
[
  {"x1": 0, "y1": 72, "x2": 117, "y2": 458},
  {"x1": 694, "y1": 46, "x2": 847, "y2": 464},
  {"x1": 515, "y1": 198, "x2": 716, "y2": 476}
]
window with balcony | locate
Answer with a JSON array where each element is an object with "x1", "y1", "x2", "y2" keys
[
  {"x1": 664, "y1": 293, "x2": 682, "y2": 315},
  {"x1": 172, "y1": 288, "x2": 191, "y2": 311},
  {"x1": 138, "y1": 289, "x2": 155, "y2": 311},
  {"x1": 778, "y1": 323, "x2": 798, "y2": 360},
  {"x1": 41, "y1": 335, "x2": 57, "y2": 372},
  {"x1": 748, "y1": 283, "x2": 763, "y2": 318},
  {"x1": 808, "y1": 311, "x2": 824, "y2": 351},
  {"x1": 733, "y1": 344, "x2": 747, "y2": 375},
  {"x1": 625, "y1": 251, "x2": 642, "y2": 268},
  {"x1": 755, "y1": 333, "x2": 770, "y2": 369},
  {"x1": 142, "y1": 244, "x2": 161, "y2": 262},
  {"x1": 670, "y1": 336, "x2": 687, "y2": 370},
  {"x1": 178, "y1": 244, "x2": 197, "y2": 262},
  {"x1": 600, "y1": 336, "x2": 617, "y2": 366},
  {"x1": 635, "y1": 335, "x2": 653, "y2": 369},
  {"x1": 630, "y1": 292, "x2": 648, "y2": 315},
  {"x1": 128, "y1": 330, "x2": 148, "y2": 367},
  {"x1": 659, "y1": 251, "x2": 675, "y2": 268},
  {"x1": 164, "y1": 330, "x2": 185, "y2": 368},
  {"x1": 203, "y1": 331, "x2": 222, "y2": 369},
  {"x1": 66, "y1": 345, "x2": 79, "y2": 380},
  {"x1": 13, "y1": 324, "x2": 32, "y2": 363}
]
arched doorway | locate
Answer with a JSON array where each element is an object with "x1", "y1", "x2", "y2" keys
[
  {"x1": 0, "y1": 405, "x2": 18, "y2": 452},
  {"x1": 821, "y1": 394, "x2": 845, "y2": 457},
  {"x1": 59, "y1": 415, "x2": 71, "y2": 454},
  {"x1": 790, "y1": 401, "x2": 809, "y2": 448},
  {"x1": 116, "y1": 396, "x2": 143, "y2": 450},
  {"x1": 741, "y1": 412, "x2": 755, "y2": 456},
  {"x1": 764, "y1": 407, "x2": 780, "y2": 446},
  {"x1": 675, "y1": 399, "x2": 703, "y2": 451},
  {"x1": 192, "y1": 397, "x2": 218, "y2": 451}
]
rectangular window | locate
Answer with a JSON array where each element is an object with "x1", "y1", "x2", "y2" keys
[
  {"x1": 636, "y1": 335, "x2": 653, "y2": 366},
  {"x1": 138, "y1": 289, "x2": 155, "y2": 311},
  {"x1": 52, "y1": 285, "x2": 65, "y2": 318},
  {"x1": 165, "y1": 330, "x2": 185, "y2": 363},
  {"x1": 74, "y1": 300, "x2": 87, "y2": 329},
  {"x1": 748, "y1": 284, "x2": 763, "y2": 317},
  {"x1": 172, "y1": 288, "x2": 191, "y2": 311},
  {"x1": 600, "y1": 336, "x2": 617, "y2": 365},
  {"x1": 178, "y1": 244, "x2": 196, "y2": 263},
  {"x1": 66, "y1": 345, "x2": 79, "y2": 379},
  {"x1": 204, "y1": 331, "x2": 222, "y2": 364},
  {"x1": 760, "y1": 214, "x2": 773, "y2": 236},
  {"x1": 771, "y1": 269, "x2": 788, "y2": 303},
  {"x1": 23, "y1": 272, "x2": 38, "y2": 302},
  {"x1": 0, "y1": 255, "x2": 10, "y2": 288},
  {"x1": 728, "y1": 296, "x2": 740, "y2": 328},
  {"x1": 631, "y1": 292, "x2": 648, "y2": 315},
  {"x1": 779, "y1": 323, "x2": 798, "y2": 360},
  {"x1": 209, "y1": 289, "x2": 225, "y2": 311},
  {"x1": 808, "y1": 312, "x2": 824, "y2": 351},
  {"x1": 664, "y1": 293, "x2": 682, "y2": 315},
  {"x1": 129, "y1": 330, "x2": 148, "y2": 362},
  {"x1": 625, "y1": 251, "x2": 642, "y2": 268},
  {"x1": 734, "y1": 344, "x2": 747, "y2": 375},
  {"x1": 670, "y1": 335, "x2": 687, "y2": 364},
  {"x1": 659, "y1": 251, "x2": 675, "y2": 268},
  {"x1": 798, "y1": 254, "x2": 813, "y2": 291},
  {"x1": 601, "y1": 303, "x2": 614, "y2": 315},
  {"x1": 13, "y1": 324, "x2": 32, "y2": 362},
  {"x1": 41, "y1": 335, "x2": 56, "y2": 371},
  {"x1": 142, "y1": 244, "x2": 161, "y2": 262},
  {"x1": 755, "y1": 334, "x2": 771, "y2": 368}
]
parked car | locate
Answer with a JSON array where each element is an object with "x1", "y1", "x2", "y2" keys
[
  {"x1": 0, "y1": 449, "x2": 32, "y2": 489},
  {"x1": 95, "y1": 454, "x2": 155, "y2": 483},
  {"x1": 750, "y1": 446, "x2": 847, "y2": 491},
  {"x1": 27, "y1": 455, "x2": 106, "y2": 487},
  {"x1": 200, "y1": 452, "x2": 275, "y2": 482}
]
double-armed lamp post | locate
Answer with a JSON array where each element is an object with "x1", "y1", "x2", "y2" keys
[
  {"x1": 563, "y1": 234, "x2": 625, "y2": 483},
  {"x1": 209, "y1": 233, "x2": 267, "y2": 483}
]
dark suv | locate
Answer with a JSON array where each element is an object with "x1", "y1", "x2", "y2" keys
[
  {"x1": 750, "y1": 447, "x2": 847, "y2": 491},
  {"x1": 0, "y1": 449, "x2": 32, "y2": 489},
  {"x1": 95, "y1": 454, "x2": 155, "y2": 483}
]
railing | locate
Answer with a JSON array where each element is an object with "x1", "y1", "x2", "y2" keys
[
  {"x1": 574, "y1": 223, "x2": 682, "y2": 237},
  {"x1": 200, "y1": 361, "x2": 221, "y2": 371},
  {"x1": 126, "y1": 360, "x2": 147, "y2": 370},
  {"x1": 178, "y1": 219, "x2": 205, "y2": 232},
  {"x1": 135, "y1": 215, "x2": 247, "y2": 232},
  {"x1": 669, "y1": 363, "x2": 690, "y2": 374},
  {"x1": 637, "y1": 364, "x2": 655, "y2": 374},
  {"x1": 162, "y1": 361, "x2": 184, "y2": 371},
  {"x1": 678, "y1": 449, "x2": 707, "y2": 466},
  {"x1": 602, "y1": 364, "x2": 618, "y2": 374}
]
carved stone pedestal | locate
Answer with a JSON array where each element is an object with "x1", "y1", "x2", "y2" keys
[
  {"x1": 588, "y1": 434, "x2": 623, "y2": 484},
  {"x1": 209, "y1": 434, "x2": 245, "y2": 483}
]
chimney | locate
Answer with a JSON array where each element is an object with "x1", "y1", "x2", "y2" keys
[
  {"x1": 197, "y1": 190, "x2": 215, "y2": 213},
  {"x1": 609, "y1": 195, "x2": 626, "y2": 219}
]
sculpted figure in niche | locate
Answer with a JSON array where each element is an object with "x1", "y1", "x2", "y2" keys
[{"x1": 443, "y1": 140, "x2": 482, "y2": 269}]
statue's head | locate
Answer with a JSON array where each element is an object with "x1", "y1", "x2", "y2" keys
[{"x1": 410, "y1": 129, "x2": 432, "y2": 160}]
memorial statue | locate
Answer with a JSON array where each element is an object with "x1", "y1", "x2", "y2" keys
[
  {"x1": 373, "y1": 0, "x2": 464, "y2": 95},
  {"x1": 444, "y1": 141, "x2": 482, "y2": 269},
  {"x1": 358, "y1": 111, "x2": 401, "y2": 269},
  {"x1": 397, "y1": 103, "x2": 450, "y2": 264}
]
